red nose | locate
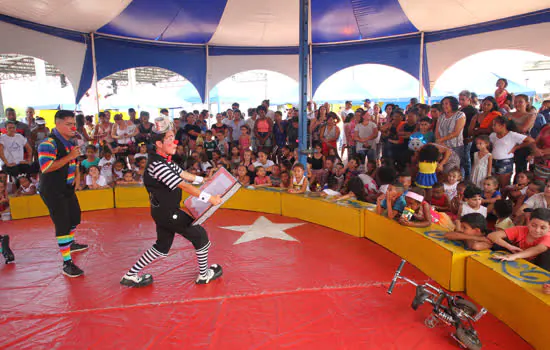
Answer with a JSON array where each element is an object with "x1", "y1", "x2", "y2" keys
[
  {"x1": 71, "y1": 127, "x2": 77, "y2": 131},
  {"x1": 173, "y1": 140, "x2": 179, "y2": 145}
]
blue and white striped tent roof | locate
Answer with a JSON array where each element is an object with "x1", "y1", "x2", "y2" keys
[{"x1": 0, "y1": 0, "x2": 548, "y2": 103}]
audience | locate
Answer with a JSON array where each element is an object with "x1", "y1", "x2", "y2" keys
[{"x1": 0, "y1": 81, "x2": 548, "y2": 271}]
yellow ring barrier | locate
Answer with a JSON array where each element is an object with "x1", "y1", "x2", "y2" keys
[{"x1": 8, "y1": 187, "x2": 549, "y2": 348}]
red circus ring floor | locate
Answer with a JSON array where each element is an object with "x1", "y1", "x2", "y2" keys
[{"x1": 0, "y1": 208, "x2": 532, "y2": 349}]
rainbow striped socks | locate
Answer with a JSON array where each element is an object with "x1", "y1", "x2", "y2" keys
[{"x1": 57, "y1": 227, "x2": 75, "y2": 262}]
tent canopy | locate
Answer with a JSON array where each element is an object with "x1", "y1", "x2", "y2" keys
[{"x1": 0, "y1": 1, "x2": 549, "y2": 105}]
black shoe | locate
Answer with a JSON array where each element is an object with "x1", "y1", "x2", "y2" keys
[
  {"x1": 196, "y1": 264, "x2": 223, "y2": 284},
  {"x1": 63, "y1": 260, "x2": 84, "y2": 278},
  {"x1": 70, "y1": 242, "x2": 88, "y2": 253},
  {"x1": 1, "y1": 235, "x2": 14, "y2": 264},
  {"x1": 120, "y1": 274, "x2": 154, "y2": 288}
]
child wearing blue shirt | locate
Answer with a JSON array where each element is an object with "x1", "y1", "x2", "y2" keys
[
  {"x1": 419, "y1": 117, "x2": 435, "y2": 143},
  {"x1": 376, "y1": 182, "x2": 407, "y2": 219}
]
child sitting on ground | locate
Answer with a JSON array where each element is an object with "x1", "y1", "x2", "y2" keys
[
  {"x1": 444, "y1": 213, "x2": 493, "y2": 250},
  {"x1": 86, "y1": 165, "x2": 109, "y2": 190},
  {"x1": 482, "y1": 176, "x2": 502, "y2": 214},
  {"x1": 489, "y1": 208, "x2": 550, "y2": 271},
  {"x1": 494, "y1": 199, "x2": 514, "y2": 230},
  {"x1": 376, "y1": 182, "x2": 406, "y2": 219},
  {"x1": 429, "y1": 182, "x2": 450, "y2": 212},
  {"x1": 288, "y1": 163, "x2": 308, "y2": 194},
  {"x1": 15, "y1": 174, "x2": 36, "y2": 196},
  {"x1": 253, "y1": 166, "x2": 272, "y2": 188},
  {"x1": 456, "y1": 185, "x2": 487, "y2": 231}
]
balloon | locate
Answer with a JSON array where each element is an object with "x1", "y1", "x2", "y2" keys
[{"x1": 408, "y1": 132, "x2": 426, "y2": 151}]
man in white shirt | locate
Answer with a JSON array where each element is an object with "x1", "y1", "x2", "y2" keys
[
  {"x1": 363, "y1": 99, "x2": 374, "y2": 115},
  {"x1": 340, "y1": 101, "x2": 354, "y2": 120},
  {"x1": 0, "y1": 121, "x2": 33, "y2": 177}
]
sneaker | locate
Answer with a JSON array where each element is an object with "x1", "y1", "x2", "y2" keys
[
  {"x1": 70, "y1": 242, "x2": 89, "y2": 253},
  {"x1": 196, "y1": 264, "x2": 223, "y2": 284},
  {"x1": 120, "y1": 274, "x2": 153, "y2": 288},
  {"x1": 63, "y1": 260, "x2": 84, "y2": 278},
  {"x1": 1, "y1": 235, "x2": 14, "y2": 264}
]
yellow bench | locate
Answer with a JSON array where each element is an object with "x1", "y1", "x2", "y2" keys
[
  {"x1": 281, "y1": 193, "x2": 365, "y2": 237},
  {"x1": 363, "y1": 210, "x2": 475, "y2": 291},
  {"x1": 222, "y1": 188, "x2": 282, "y2": 215},
  {"x1": 9, "y1": 188, "x2": 115, "y2": 219},
  {"x1": 466, "y1": 252, "x2": 550, "y2": 350}
]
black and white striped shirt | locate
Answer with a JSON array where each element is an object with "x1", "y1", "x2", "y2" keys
[{"x1": 146, "y1": 157, "x2": 184, "y2": 191}]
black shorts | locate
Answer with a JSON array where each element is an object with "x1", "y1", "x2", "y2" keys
[{"x1": 40, "y1": 190, "x2": 81, "y2": 236}]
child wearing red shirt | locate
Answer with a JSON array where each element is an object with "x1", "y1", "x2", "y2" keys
[{"x1": 489, "y1": 208, "x2": 550, "y2": 272}]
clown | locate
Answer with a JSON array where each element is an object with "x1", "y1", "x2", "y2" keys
[
  {"x1": 120, "y1": 116, "x2": 224, "y2": 288},
  {"x1": 37, "y1": 110, "x2": 89, "y2": 277}
]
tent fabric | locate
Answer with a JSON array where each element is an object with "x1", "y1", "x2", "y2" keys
[
  {"x1": 0, "y1": 1, "x2": 549, "y2": 104},
  {"x1": 0, "y1": 20, "x2": 87, "y2": 98},
  {"x1": 76, "y1": 36, "x2": 207, "y2": 102},
  {"x1": 426, "y1": 21, "x2": 550, "y2": 88},
  {"x1": 312, "y1": 35, "x2": 430, "y2": 96},
  {"x1": 208, "y1": 55, "x2": 299, "y2": 92}
]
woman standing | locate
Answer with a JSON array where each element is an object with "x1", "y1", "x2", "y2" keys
[
  {"x1": 320, "y1": 112, "x2": 341, "y2": 156},
  {"x1": 254, "y1": 105, "x2": 273, "y2": 153},
  {"x1": 505, "y1": 94, "x2": 536, "y2": 173},
  {"x1": 435, "y1": 96, "x2": 466, "y2": 175},
  {"x1": 93, "y1": 112, "x2": 114, "y2": 152},
  {"x1": 310, "y1": 105, "x2": 327, "y2": 146},
  {"x1": 229, "y1": 109, "x2": 246, "y2": 151},
  {"x1": 112, "y1": 114, "x2": 138, "y2": 161},
  {"x1": 469, "y1": 96, "x2": 501, "y2": 139}
]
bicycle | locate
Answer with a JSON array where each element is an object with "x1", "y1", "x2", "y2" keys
[{"x1": 387, "y1": 260, "x2": 487, "y2": 350}]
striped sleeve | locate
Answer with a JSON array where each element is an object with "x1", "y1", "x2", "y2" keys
[
  {"x1": 147, "y1": 160, "x2": 183, "y2": 190},
  {"x1": 38, "y1": 138, "x2": 57, "y2": 173}
]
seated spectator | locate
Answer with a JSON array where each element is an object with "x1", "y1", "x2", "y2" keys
[
  {"x1": 172, "y1": 144, "x2": 187, "y2": 169},
  {"x1": 443, "y1": 168, "x2": 461, "y2": 201},
  {"x1": 134, "y1": 156, "x2": 147, "y2": 182},
  {"x1": 288, "y1": 163, "x2": 308, "y2": 194},
  {"x1": 0, "y1": 121, "x2": 32, "y2": 177},
  {"x1": 98, "y1": 149, "x2": 115, "y2": 185},
  {"x1": 112, "y1": 159, "x2": 125, "y2": 182},
  {"x1": 253, "y1": 151, "x2": 274, "y2": 171},
  {"x1": 490, "y1": 208, "x2": 550, "y2": 271},
  {"x1": 15, "y1": 173, "x2": 36, "y2": 196},
  {"x1": 0, "y1": 181, "x2": 9, "y2": 213},
  {"x1": 494, "y1": 199, "x2": 514, "y2": 230},
  {"x1": 456, "y1": 185, "x2": 487, "y2": 231},
  {"x1": 430, "y1": 182, "x2": 451, "y2": 212},
  {"x1": 398, "y1": 172, "x2": 412, "y2": 192},
  {"x1": 81, "y1": 145, "x2": 100, "y2": 171},
  {"x1": 253, "y1": 166, "x2": 272, "y2": 188},
  {"x1": 444, "y1": 213, "x2": 492, "y2": 250},
  {"x1": 269, "y1": 164, "x2": 282, "y2": 187},
  {"x1": 134, "y1": 143, "x2": 149, "y2": 160},
  {"x1": 280, "y1": 171, "x2": 291, "y2": 189},
  {"x1": 481, "y1": 176, "x2": 502, "y2": 213},
  {"x1": 398, "y1": 187, "x2": 432, "y2": 228},
  {"x1": 520, "y1": 179, "x2": 549, "y2": 211},
  {"x1": 86, "y1": 165, "x2": 109, "y2": 190},
  {"x1": 504, "y1": 171, "x2": 532, "y2": 203},
  {"x1": 116, "y1": 170, "x2": 140, "y2": 186},
  {"x1": 376, "y1": 182, "x2": 406, "y2": 219},
  {"x1": 450, "y1": 181, "x2": 468, "y2": 218}
]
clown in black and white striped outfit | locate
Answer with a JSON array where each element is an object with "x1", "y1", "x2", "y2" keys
[{"x1": 120, "y1": 117, "x2": 223, "y2": 287}]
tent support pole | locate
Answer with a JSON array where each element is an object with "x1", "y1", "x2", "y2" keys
[
  {"x1": 418, "y1": 31, "x2": 425, "y2": 103},
  {"x1": 298, "y1": 0, "x2": 310, "y2": 167},
  {"x1": 205, "y1": 44, "x2": 210, "y2": 125},
  {"x1": 91, "y1": 32, "x2": 101, "y2": 116}
]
